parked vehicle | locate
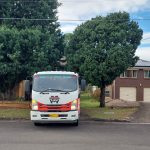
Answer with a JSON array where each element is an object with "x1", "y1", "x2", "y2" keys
[{"x1": 28, "y1": 71, "x2": 81, "y2": 126}]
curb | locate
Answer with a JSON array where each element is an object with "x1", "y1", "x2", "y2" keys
[
  {"x1": 0, "y1": 118, "x2": 30, "y2": 121},
  {"x1": 92, "y1": 118, "x2": 130, "y2": 122},
  {"x1": 80, "y1": 117, "x2": 131, "y2": 122},
  {"x1": 0, "y1": 117, "x2": 130, "y2": 123}
]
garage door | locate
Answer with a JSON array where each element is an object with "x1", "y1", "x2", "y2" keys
[
  {"x1": 120, "y1": 87, "x2": 136, "y2": 101},
  {"x1": 144, "y1": 88, "x2": 150, "y2": 102}
]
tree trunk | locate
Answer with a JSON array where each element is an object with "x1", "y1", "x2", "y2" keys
[{"x1": 99, "y1": 86, "x2": 106, "y2": 107}]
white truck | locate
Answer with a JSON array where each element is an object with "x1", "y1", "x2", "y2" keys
[{"x1": 30, "y1": 71, "x2": 81, "y2": 126}]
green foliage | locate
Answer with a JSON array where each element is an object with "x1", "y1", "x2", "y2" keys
[
  {"x1": 0, "y1": 0, "x2": 64, "y2": 96},
  {"x1": 0, "y1": 26, "x2": 20, "y2": 93},
  {"x1": 0, "y1": 26, "x2": 63, "y2": 94},
  {"x1": 67, "y1": 12, "x2": 143, "y2": 86},
  {"x1": 67, "y1": 12, "x2": 143, "y2": 107},
  {"x1": 0, "y1": 0, "x2": 60, "y2": 31}
]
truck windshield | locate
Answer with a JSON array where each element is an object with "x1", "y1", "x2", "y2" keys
[{"x1": 33, "y1": 74, "x2": 78, "y2": 92}]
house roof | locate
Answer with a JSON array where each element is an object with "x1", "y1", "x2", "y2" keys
[{"x1": 135, "y1": 59, "x2": 150, "y2": 67}]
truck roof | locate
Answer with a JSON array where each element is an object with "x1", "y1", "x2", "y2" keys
[{"x1": 34, "y1": 71, "x2": 78, "y2": 76}]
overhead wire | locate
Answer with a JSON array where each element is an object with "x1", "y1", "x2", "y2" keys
[
  {"x1": 142, "y1": 37, "x2": 150, "y2": 41},
  {"x1": 0, "y1": 17, "x2": 150, "y2": 22}
]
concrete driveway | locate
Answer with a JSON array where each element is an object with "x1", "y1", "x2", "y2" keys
[{"x1": 131, "y1": 102, "x2": 150, "y2": 123}]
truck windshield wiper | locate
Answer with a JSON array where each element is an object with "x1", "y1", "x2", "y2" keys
[{"x1": 40, "y1": 88, "x2": 70, "y2": 94}]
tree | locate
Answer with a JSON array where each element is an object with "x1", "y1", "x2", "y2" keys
[
  {"x1": 0, "y1": 0, "x2": 64, "y2": 71},
  {"x1": 0, "y1": 26, "x2": 20, "y2": 98},
  {"x1": 64, "y1": 33, "x2": 73, "y2": 55},
  {"x1": 0, "y1": 25, "x2": 63, "y2": 99},
  {"x1": 0, "y1": 0, "x2": 60, "y2": 31},
  {"x1": 0, "y1": 26, "x2": 45, "y2": 98},
  {"x1": 0, "y1": 0, "x2": 64, "y2": 98},
  {"x1": 67, "y1": 12, "x2": 143, "y2": 107}
]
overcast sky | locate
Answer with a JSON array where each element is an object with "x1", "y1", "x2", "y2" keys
[{"x1": 57, "y1": 0, "x2": 150, "y2": 61}]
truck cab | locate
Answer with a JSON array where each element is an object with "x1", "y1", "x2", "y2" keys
[{"x1": 30, "y1": 71, "x2": 80, "y2": 126}]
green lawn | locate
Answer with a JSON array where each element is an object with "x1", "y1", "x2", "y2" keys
[
  {"x1": 80, "y1": 92, "x2": 137, "y2": 121},
  {"x1": 80, "y1": 92, "x2": 99, "y2": 108},
  {"x1": 0, "y1": 109, "x2": 30, "y2": 120}
]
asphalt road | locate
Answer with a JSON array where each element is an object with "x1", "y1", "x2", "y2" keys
[{"x1": 0, "y1": 121, "x2": 150, "y2": 150}]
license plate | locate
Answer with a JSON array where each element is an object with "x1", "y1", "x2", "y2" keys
[{"x1": 49, "y1": 114, "x2": 59, "y2": 118}]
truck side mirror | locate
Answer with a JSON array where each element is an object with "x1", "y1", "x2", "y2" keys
[
  {"x1": 24, "y1": 80, "x2": 31, "y2": 101},
  {"x1": 80, "y1": 79, "x2": 86, "y2": 91}
]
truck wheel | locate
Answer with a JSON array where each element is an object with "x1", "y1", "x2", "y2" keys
[
  {"x1": 34, "y1": 123, "x2": 41, "y2": 126},
  {"x1": 73, "y1": 120, "x2": 79, "y2": 126}
]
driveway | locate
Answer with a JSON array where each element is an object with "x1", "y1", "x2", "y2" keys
[
  {"x1": 0, "y1": 120, "x2": 150, "y2": 150},
  {"x1": 131, "y1": 102, "x2": 150, "y2": 123}
]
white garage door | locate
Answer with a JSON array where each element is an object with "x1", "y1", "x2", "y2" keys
[
  {"x1": 144, "y1": 88, "x2": 150, "y2": 102},
  {"x1": 120, "y1": 87, "x2": 136, "y2": 101}
]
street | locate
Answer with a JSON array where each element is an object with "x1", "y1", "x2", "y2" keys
[{"x1": 0, "y1": 121, "x2": 150, "y2": 150}]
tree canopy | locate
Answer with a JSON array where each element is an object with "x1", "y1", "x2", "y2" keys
[
  {"x1": 67, "y1": 12, "x2": 143, "y2": 107},
  {"x1": 0, "y1": 0, "x2": 64, "y2": 98},
  {"x1": 0, "y1": 0, "x2": 59, "y2": 31}
]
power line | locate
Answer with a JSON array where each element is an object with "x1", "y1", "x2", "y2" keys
[
  {"x1": 0, "y1": 17, "x2": 150, "y2": 22},
  {"x1": 0, "y1": 0, "x2": 144, "y2": 3},
  {"x1": 0, "y1": 0, "x2": 100, "y2": 2},
  {"x1": 0, "y1": 0, "x2": 53, "y2": 2},
  {"x1": 0, "y1": 18, "x2": 57, "y2": 21},
  {"x1": 0, "y1": 18, "x2": 83, "y2": 22},
  {"x1": 142, "y1": 37, "x2": 150, "y2": 41},
  {"x1": 0, "y1": 0, "x2": 98, "y2": 2}
]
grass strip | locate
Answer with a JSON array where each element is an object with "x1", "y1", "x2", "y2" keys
[
  {"x1": 0, "y1": 108, "x2": 30, "y2": 120},
  {"x1": 80, "y1": 92, "x2": 137, "y2": 120}
]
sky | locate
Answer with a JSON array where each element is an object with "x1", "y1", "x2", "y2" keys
[{"x1": 57, "y1": 0, "x2": 150, "y2": 61}]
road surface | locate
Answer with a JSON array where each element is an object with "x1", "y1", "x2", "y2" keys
[{"x1": 0, "y1": 120, "x2": 150, "y2": 150}]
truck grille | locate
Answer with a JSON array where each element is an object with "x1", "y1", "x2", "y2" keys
[{"x1": 38, "y1": 102, "x2": 71, "y2": 112}]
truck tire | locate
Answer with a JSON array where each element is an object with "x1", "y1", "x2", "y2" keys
[
  {"x1": 34, "y1": 122, "x2": 41, "y2": 126},
  {"x1": 73, "y1": 120, "x2": 79, "y2": 126}
]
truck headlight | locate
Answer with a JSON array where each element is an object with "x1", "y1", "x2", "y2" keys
[
  {"x1": 71, "y1": 99, "x2": 78, "y2": 110},
  {"x1": 32, "y1": 100, "x2": 38, "y2": 110}
]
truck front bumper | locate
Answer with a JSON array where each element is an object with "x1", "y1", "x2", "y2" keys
[{"x1": 30, "y1": 110, "x2": 79, "y2": 123}]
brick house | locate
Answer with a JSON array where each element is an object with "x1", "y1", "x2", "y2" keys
[{"x1": 112, "y1": 59, "x2": 150, "y2": 102}]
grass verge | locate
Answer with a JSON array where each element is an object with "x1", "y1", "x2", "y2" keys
[
  {"x1": 80, "y1": 92, "x2": 138, "y2": 121},
  {"x1": 0, "y1": 109, "x2": 30, "y2": 120},
  {"x1": 0, "y1": 92, "x2": 138, "y2": 121}
]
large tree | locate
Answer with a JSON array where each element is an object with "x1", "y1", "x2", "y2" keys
[
  {"x1": 0, "y1": 0, "x2": 59, "y2": 30},
  {"x1": 0, "y1": 26, "x2": 50, "y2": 98},
  {"x1": 0, "y1": 0, "x2": 64, "y2": 62},
  {"x1": 67, "y1": 12, "x2": 143, "y2": 107},
  {"x1": 0, "y1": 0, "x2": 64, "y2": 99},
  {"x1": 0, "y1": 26, "x2": 20, "y2": 97}
]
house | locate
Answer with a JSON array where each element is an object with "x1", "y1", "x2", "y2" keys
[{"x1": 112, "y1": 59, "x2": 150, "y2": 102}]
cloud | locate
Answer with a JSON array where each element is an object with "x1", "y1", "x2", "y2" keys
[
  {"x1": 58, "y1": 0, "x2": 150, "y2": 60},
  {"x1": 58, "y1": 0, "x2": 149, "y2": 20},
  {"x1": 58, "y1": 0, "x2": 150, "y2": 33},
  {"x1": 141, "y1": 32, "x2": 150, "y2": 45},
  {"x1": 136, "y1": 47, "x2": 150, "y2": 61},
  {"x1": 61, "y1": 24, "x2": 77, "y2": 33}
]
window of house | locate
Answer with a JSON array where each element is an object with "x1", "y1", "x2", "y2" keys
[
  {"x1": 120, "y1": 70, "x2": 138, "y2": 78},
  {"x1": 144, "y1": 70, "x2": 150, "y2": 78}
]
